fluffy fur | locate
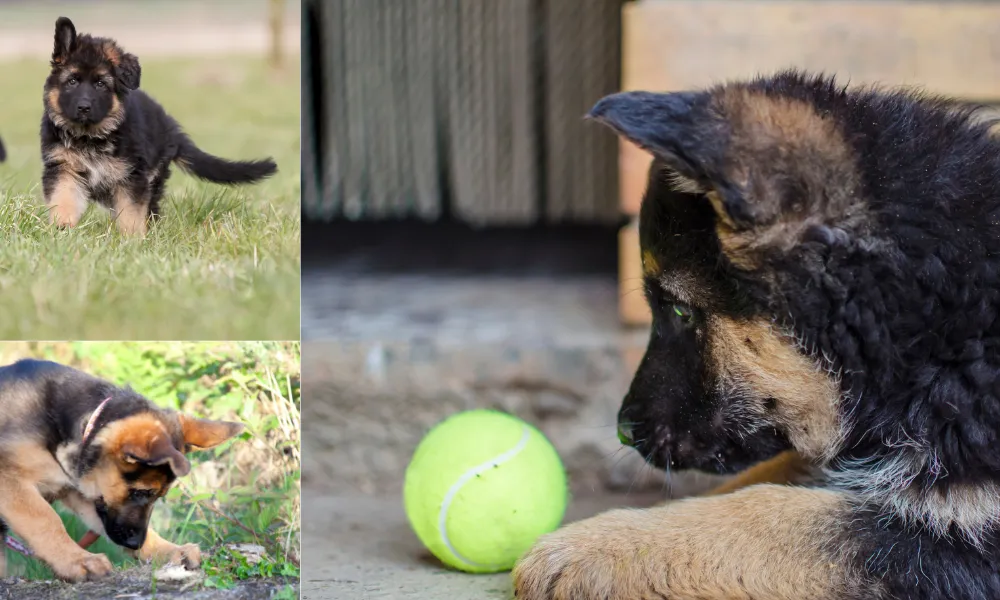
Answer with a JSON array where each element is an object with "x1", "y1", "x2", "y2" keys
[
  {"x1": 0, "y1": 359, "x2": 243, "y2": 582},
  {"x1": 513, "y1": 71, "x2": 1000, "y2": 600},
  {"x1": 41, "y1": 17, "x2": 277, "y2": 236}
]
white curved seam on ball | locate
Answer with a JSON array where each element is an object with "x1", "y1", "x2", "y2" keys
[{"x1": 438, "y1": 425, "x2": 532, "y2": 569}]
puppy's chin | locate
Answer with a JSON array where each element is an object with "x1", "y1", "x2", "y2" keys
[{"x1": 642, "y1": 431, "x2": 792, "y2": 475}]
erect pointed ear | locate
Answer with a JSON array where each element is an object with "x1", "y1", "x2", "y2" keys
[
  {"x1": 122, "y1": 435, "x2": 191, "y2": 477},
  {"x1": 178, "y1": 414, "x2": 245, "y2": 450},
  {"x1": 588, "y1": 91, "x2": 754, "y2": 229},
  {"x1": 115, "y1": 52, "x2": 141, "y2": 90},
  {"x1": 53, "y1": 17, "x2": 77, "y2": 65}
]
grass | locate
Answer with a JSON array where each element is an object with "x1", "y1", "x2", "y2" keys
[
  {"x1": 0, "y1": 56, "x2": 300, "y2": 340},
  {"x1": 0, "y1": 342, "x2": 300, "y2": 591}
]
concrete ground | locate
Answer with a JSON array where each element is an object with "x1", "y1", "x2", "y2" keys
[{"x1": 302, "y1": 491, "x2": 664, "y2": 600}]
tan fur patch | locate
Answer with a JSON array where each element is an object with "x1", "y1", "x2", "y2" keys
[
  {"x1": 112, "y1": 188, "x2": 149, "y2": 237},
  {"x1": 136, "y1": 528, "x2": 202, "y2": 568},
  {"x1": 706, "y1": 450, "x2": 812, "y2": 496},
  {"x1": 514, "y1": 485, "x2": 865, "y2": 600},
  {"x1": 46, "y1": 173, "x2": 88, "y2": 228},
  {"x1": 706, "y1": 89, "x2": 865, "y2": 270},
  {"x1": 641, "y1": 250, "x2": 660, "y2": 276},
  {"x1": 707, "y1": 316, "x2": 842, "y2": 460},
  {"x1": 101, "y1": 41, "x2": 121, "y2": 66}
]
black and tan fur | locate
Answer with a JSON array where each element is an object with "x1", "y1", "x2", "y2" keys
[
  {"x1": 514, "y1": 71, "x2": 1000, "y2": 600},
  {"x1": 41, "y1": 17, "x2": 277, "y2": 236},
  {"x1": 0, "y1": 359, "x2": 244, "y2": 582}
]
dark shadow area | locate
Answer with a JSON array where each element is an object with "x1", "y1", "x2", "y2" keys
[{"x1": 303, "y1": 220, "x2": 624, "y2": 277}]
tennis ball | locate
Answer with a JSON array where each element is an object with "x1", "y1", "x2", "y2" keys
[{"x1": 404, "y1": 409, "x2": 568, "y2": 574}]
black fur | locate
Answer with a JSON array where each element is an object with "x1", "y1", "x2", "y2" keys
[
  {"x1": 597, "y1": 71, "x2": 1000, "y2": 599},
  {"x1": 0, "y1": 136, "x2": 6, "y2": 163}
]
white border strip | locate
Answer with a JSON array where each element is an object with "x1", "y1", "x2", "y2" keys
[{"x1": 437, "y1": 426, "x2": 532, "y2": 570}]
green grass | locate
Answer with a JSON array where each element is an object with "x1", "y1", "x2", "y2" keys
[
  {"x1": 0, "y1": 342, "x2": 300, "y2": 588},
  {"x1": 0, "y1": 56, "x2": 300, "y2": 340}
]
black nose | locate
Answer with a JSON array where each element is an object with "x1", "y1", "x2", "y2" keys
[
  {"x1": 617, "y1": 421, "x2": 634, "y2": 446},
  {"x1": 77, "y1": 103, "x2": 91, "y2": 116},
  {"x1": 122, "y1": 532, "x2": 144, "y2": 550}
]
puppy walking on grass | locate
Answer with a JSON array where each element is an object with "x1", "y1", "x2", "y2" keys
[{"x1": 41, "y1": 17, "x2": 277, "y2": 236}]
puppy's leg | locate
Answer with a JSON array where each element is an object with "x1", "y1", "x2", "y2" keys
[
  {"x1": 112, "y1": 187, "x2": 150, "y2": 237},
  {"x1": 0, "y1": 478, "x2": 112, "y2": 582},
  {"x1": 135, "y1": 528, "x2": 201, "y2": 569},
  {"x1": 704, "y1": 450, "x2": 813, "y2": 496},
  {"x1": 44, "y1": 169, "x2": 87, "y2": 228},
  {"x1": 514, "y1": 484, "x2": 867, "y2": 600}
]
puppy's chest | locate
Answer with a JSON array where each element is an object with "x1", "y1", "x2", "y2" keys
[{"x1": 49, "y1": 142, "x2": 130, "y2": 203}]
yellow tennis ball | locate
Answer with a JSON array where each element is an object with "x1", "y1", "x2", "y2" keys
[{"x1": 403, "y1": 409, "x2": 568, "y2": 574}]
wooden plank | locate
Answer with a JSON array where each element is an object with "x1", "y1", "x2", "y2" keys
[
  {"x1": 624, "y1": 0, "x2": 1000, "y2": 100},
  {"x1": 619, "y1": 219, "x2": 652, "y2": 326}
]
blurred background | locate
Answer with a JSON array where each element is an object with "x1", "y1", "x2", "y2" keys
[{"x1": 301, "y1": 1, "x2": 1000, "y2": 598}]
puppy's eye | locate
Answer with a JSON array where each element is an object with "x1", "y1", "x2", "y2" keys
[
  {"x1": 129, "y1": 489, "x2": 155, "y2": 501},
  {"x1": 95, "y1": 81, "x2": 106, "y2": 89},
  {"x1": 671, "y1": 303, "x2": 696, "y2": 325},
  {"x1": 67, "y1": 78, "x2": 78, "y2": 87}
]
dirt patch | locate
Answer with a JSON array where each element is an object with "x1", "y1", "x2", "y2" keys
[{"x1": 0, "y1": 565, "x2": 298, "y2": 600}]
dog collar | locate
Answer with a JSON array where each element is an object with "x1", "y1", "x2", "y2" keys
[{"x1": 81, "y1": 396, "x2": 112, "y2": 445}]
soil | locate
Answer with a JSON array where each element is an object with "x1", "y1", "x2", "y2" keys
[{"x1": 0, "y1": 565, "x2": 298, "y2": 600}]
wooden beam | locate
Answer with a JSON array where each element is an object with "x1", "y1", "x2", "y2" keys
[{"x1": 624, "y1": 1, "x2": 1000, "y2": 100}]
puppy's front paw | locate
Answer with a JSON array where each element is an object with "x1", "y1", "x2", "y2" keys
[
  {"x1": 52, "y1": 550, "x2": 114, "y2": 582},
  {"x1": 167, "y1": 542, "x2": 202, "y2": 569},
  {"x1": 140, "y1": 541, "x2": 202, "y2": 569},
  {"x1": 513, "y1": 511, "x2": 662, "y2": 600}
]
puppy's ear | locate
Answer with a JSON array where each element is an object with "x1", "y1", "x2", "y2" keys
[
  {"x1": 53, "y1": 17, "x2": 77, "y2": 65},
  {"x1": 588, "y1": 91, "x2": 755, "y2": 228},
  {"x1": 122, "y1": 435, "x2": 191, "y2": 478},
  {"x1": 115, "y1": 52, "x2": 141, "y2": 90},
  {"x1": 178, "y1": 414, "x2": 245, "y2": 450}
]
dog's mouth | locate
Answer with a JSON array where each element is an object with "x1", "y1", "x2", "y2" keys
[
  {"x1": 95, "y1": 497, "x2": 147, "y2": 550},
  {"x1": 624, "y1": 422, "x2": 791, "y2": 475}
]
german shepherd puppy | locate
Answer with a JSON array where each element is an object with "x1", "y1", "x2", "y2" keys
[
  {"x1": 0, "y1": 359, "x2": 244, "y2": 582},
  {"x1": 514, "y1": 71, "x2": 1000, "y2": 600},
  {"x1": 41, "y1": 17, "x2": 277, "y2": 236}
]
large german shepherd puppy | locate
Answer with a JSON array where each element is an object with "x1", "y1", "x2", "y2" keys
[
  {"x1": 41, "y1": 17, "x2": 277, "y2": 236},
  {"x1": 0, "y1": 359, "x2": 244, "y2": 582},
  {"x1": 514, "y1": 71, "x2": 1000, "y2": 600}
]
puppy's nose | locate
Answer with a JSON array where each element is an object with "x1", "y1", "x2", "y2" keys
[
  {"x1": 122, "y1": 532, "x2": 144, "y2": 550},
  {"x1": 77, "y1": 103, "x2": 91, "y2": 116},
  {"x1": 617, "y1": 421, "x2": 634, "y2": 446}
]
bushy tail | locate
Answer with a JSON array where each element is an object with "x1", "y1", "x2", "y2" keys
[
  {"x1": 175, "y1": 137, "x2": 276, "y2": 184},
  {"x1": 0, "y1": 136, "x2": 6, "y2": 163}
]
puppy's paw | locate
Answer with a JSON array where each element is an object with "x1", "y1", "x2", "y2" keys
[
  {"x1": 166, "y1": 543, "x2": 202, "y2": 569},
  {"x1": 141, "y1": 542, "x2": 202, "y2": 569},
  {"x1": 52, "y1": 550, "x2": 114, "y2": 582},
  {"x1": 513, "y1": 511, "x2": 663, "y2": 600}
]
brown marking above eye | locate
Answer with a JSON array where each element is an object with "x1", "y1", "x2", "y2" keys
[{"x1": 641, "y1": 250, "x2": 661, "y2": 277}]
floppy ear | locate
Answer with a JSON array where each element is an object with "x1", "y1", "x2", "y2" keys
[
  {"x1": 52, "y1": 17, "x2": 76, "y2": 64},
  {"x1": 115, "y1": 52, "x2": 141, "y2": 91},
  {"x1": 122, "y1": 435, "x2": 191, "y2": 477},
  {"x1": 588, "y1": 91, "x2": 755, "y2": 229},
  {"x1": 178, "y1": 414, "x2": 245, "y2": 450}
]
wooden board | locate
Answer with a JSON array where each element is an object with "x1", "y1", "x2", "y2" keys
[
  {"x1": 619, "y1": 219, "x2": 652, "y2": 325},
  {"x1": 624, "y1": 0, "x2": 1000, "y2": 99}
]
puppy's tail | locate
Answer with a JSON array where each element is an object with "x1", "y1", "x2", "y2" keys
[
  {"x1": 0, "y1": 136, "x2": 6, "y2": 163},
  {"x1": 175, "y1": 136, "x2": 276, "y2": 185}
]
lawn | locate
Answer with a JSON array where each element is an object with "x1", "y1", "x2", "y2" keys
[
  {"x1": 0, "y1": 342, "x2": 300, "y2": 599},
  {"x1": 0, "y1": 56, "x2": 300, "y2": 340}
]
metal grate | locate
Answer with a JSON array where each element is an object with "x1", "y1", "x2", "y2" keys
[{"x1": 302, "y1": 0, "x2": 624, "y2": 225}]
